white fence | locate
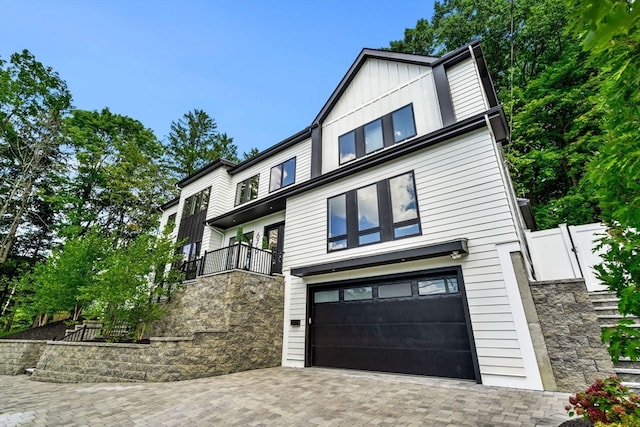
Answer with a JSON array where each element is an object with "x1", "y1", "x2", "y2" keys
[{"x1": 524, "y1": 223, "x2": 608, "y2": 292}]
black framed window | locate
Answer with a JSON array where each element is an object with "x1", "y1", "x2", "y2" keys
[
  {"x1": 327, "y1": 171, "x2": 421, "y2": 252},
  {"x1": 181, "y1": 187, "x2": 211, "y2": 219},
  {"x1": 235, "y1": 174, "x2": 259, "y2": 206},
  {"x1": 338, "y1": 104, "x2": 417, "y2": 165},
  {"x1": 269, "y1": 157, "x2": 296, "y2": 192},
  {"x1": 229, "y1": 231, "x2": 254, "y2": 246}
]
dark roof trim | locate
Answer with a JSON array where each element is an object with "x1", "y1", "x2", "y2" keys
[
  {"x1": 159, "y1": 197, "x2": 180, "y2": 211},
  {"x1": 228, "y1": 126, "x2": 312, "y2": 175},
  {"x1": 207, "y1": 107, "x2": 506, "y2": 229},
  {"x1": 177, "y1": 158, "x2": 237, "y2": 188},
  {"x1": 291, "y1": 239, "x2": 468, "y2": 277},
  {"x1": 470, "y1": 43, "x2": 499, "y2": 108},
  {"x1": 517, "y1": 198, "x2": 537, "y2": 231}
]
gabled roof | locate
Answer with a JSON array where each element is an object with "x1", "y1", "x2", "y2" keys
[
  {"x1": 312, "y1": 48, "x2": 439, "y2": 125},
  {"x1": 176, "y1": 158, "x2": 237, "y2": 188}
]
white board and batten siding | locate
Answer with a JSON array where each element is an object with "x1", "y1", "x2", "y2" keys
[
  {"x1": 446, "y1": 58, "x2": 489, "y2": 121},
  {"x1": 321, "y1": 59, "x2": 442, "y2": 174},
  {"x1": 282, "y1": 128, "x2": 543, "y2": 389},
  {"x1": 222, "y1": 138, "x2": 312, "y2": 215}
]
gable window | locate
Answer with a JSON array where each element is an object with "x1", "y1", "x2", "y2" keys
[
  {"x1": 338, "y1": 104, "x2": 417, "y2": 165},
  {"x1": 327, "y1": 171, "x2": 421, "y2": 251},
  {"x1": 235, "y1": 174, "x2": 259, "y2": 206},
  {"x1": 269, "y1": 157, "x2": 296, "y2": 192},
  {"x1": 181, "y1": 187, "x2": 211, "y2": 218}
]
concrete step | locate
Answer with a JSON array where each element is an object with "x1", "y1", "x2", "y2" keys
[
  {"x1": 615, "y1": 368, "x2": 640, "y2": 383},
  {"x1": 616, "y1": 358, "x2": 640, "y2": 369},
  {"x1": 621, "y1": 381, "x2": 640, "y2": 393},
  {"x1": 593, "y1": 306, "x2": 622, "y2": 316}
]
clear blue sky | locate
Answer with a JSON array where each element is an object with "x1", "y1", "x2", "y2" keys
[{"x1": 1, "y1": 0, "x2": 434, "y2": 155}]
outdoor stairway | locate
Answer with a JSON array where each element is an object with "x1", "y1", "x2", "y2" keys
[{"x1": 589, "y1": 291, "x2": 640, "y2": 391}]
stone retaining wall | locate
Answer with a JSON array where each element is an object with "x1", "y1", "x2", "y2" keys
[
  {"x1": 0, "y1": 340, "x2": 47, "y2": 375},
  {"x1": 530, "y1": 279, "x2": 615, "y2": 392},
  {"x1": 27, "y1": 270, "x2": 284, "y2": 383}
]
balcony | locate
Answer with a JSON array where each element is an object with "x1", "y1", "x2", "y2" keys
[{"x1": 180, "y1": 243, "x2": 282, "y2": 279}]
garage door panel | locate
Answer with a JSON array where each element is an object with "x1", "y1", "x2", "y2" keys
[
  {"x1": 312, "y1": 322, "x2": 472, "y2": 350},
  {"x1": 313, "y1": 297, "x2": 467, "y2": 324},
  {"x1": 310, "y1": 272, "x2": 477, "y2": 381},
  {"x1": 313, "y1": 346, "x2": 476, "y2": 379}
]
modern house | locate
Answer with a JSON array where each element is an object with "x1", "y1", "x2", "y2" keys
[{"x1": 158, "y1": 41, "x2": 548, "y2": 390}]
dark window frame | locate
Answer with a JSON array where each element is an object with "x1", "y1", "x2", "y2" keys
[
  {"x1": 235, "y1": 174, "x2": 260, "y2": 206},
  {"x1": 338, "y1": 104, "x2": 417, "y2": 165},
  {"x1": 327, "y1": 171, "x2": 422, "y2": 252},
  {"x1": 269, "y1": 157, "x2": 297, "y2": 192},
  {"x1": 181, "y1": 187, "x2": 211, "y2": 219}
]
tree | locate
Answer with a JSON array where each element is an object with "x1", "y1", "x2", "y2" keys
[
  {"x1": 242, "y1": 147, "x2": 260, "y2": 160},
  {"x1": 0, "y1": 50, "x2": 72, "y2": 264},
  {"x1": 568, "y1": 0, "x2": 640, "y2": 361},
  {"x1": 164, "y1": 109, "x2": 239, "y2": 179},
  {"x1": 387, "y1": 0, "x2": 603, "y2": 229},
  {"x1": 57, "y1": 108, "x2": 168, "y2": 241}
]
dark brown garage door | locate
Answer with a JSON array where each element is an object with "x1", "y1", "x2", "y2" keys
[{"x1": 309, "y1": 271, "x2": 478, "y2": 380}]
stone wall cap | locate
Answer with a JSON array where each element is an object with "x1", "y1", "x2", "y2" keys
[
  {"x1": 150, "y1": 336, "x2": 194, "y2": 342},
  {"x1": 194, "y1": 329, "x2": 229, "y2": 334},
  {"x1": 0, "y1": 339, "x2": 48, "y2": 344},
  {"x1": 46, "y1": 340, "x2": 147, "y2": 348},
  {"x1": 531, "y1": 279, "x2": 587, "y2": 286}
]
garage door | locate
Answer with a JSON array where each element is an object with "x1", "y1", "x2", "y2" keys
[{"x1": 309, "y1": 272, "x2": 478, "y2": 380}]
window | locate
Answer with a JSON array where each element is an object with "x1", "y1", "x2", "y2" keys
[
  {"x1": 229, "y1": 231, "x2": 254, "y2": 246},
  {"x1": 181, "y1": 187, "x2": 211, "y2": 218},
  {"x1": 181, "y1": 241, "x2": 201, "y2": 261},
  {"x1": 338, "y1": 104, "x2": 417, "y2": 165},
  {"x1": 378, "y1": 282, "x2": 412, "y2": 299},
  {"x1": 314, "y1": 289, "x2": 339, "y2": 303},
  {"x1": 235, "y1": 174, "x2": 259, "y2": 206},
  {"x1": 166, "y1": 213, "x2": 177, "y2": 231},
  {"x1": 418, "y1": 277, "x2": 459, "y2": 295},
  {"x1": 269, "y1": 157, "x2": 296, "y2": 192},
  {"x1": 327, "y1": 171, "x2": 421, "y2": 251},
  {"x1": 344, "y1": 286, "x2": 373, "y2": 301}
]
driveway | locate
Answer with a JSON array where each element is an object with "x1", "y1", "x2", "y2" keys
[{"x1": 0, "y1": 367, "x2": 571, "y2": 426}]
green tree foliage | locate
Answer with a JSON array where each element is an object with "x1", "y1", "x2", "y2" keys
[
  {"x1": 242, "y1": 147, "x2": 260, "y2": 161},
  {"x1": 164, "y1": 109, "x2": 239, "y2": 179},
  {"x1": 568, "y1": 0, "x2": 640, "y2": 361},
  {"x1": 0, "y1": 49, "x2": 72, "y2": 264},
  {"x1": 19, "y1": 229, "x2": 183, "y2": 339},
  {"x1": 387, "y1": 0, "x2": 602, "y2": 229},
  {"x1": 58, "y1": 108, "x2": 167, "y2": 241}
]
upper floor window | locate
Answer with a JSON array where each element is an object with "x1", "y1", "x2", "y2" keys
[
  {"x1": 269, "y1": 157, "x2": 296, "y2": 192},
  {"x1": 327, "y1": 171, "x2": 421, "y2": 251},
  {"x1": 338, "y1": 104, "x2": 417, "y2": 165},
  {"x1": 182, "y1": 187, "x2": 211, "y2": 218},
  {"x1": 166, "y1": 213, "x2": 177, "y2": 231},
  {"x1": 235, "y1": 174, "x2": 259, "y2": 206}
]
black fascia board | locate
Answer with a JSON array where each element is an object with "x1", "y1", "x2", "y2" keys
[
  {"x1": 159, "y1": 196, "x2": 180, "y2": 211},
  {"x1": 291, "y1": 239, "x2": 468, "y2": 277},
  {"x1": 228, "y1": 126, "x2": 313, "y2": 176},
  {"x1": 206, "y1": 107, "x2": 506, "y2": 229},
  {"x1": 176, "y1": 158, "x2": 237, "y2": 188}
]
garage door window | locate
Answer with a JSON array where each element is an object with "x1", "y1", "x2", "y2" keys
[
  {"x1": 378, "y1": 282, "x2": 412, "y2": 299},
  {"x1": 418, "y1": 277, "x2": 459, "y2": 295},
  {"x1": 344, "y1": 286, "x2": 373, "y2": 301},
  {"x1": 315, "y1": 289, "x2": 339, "y2": 303}
]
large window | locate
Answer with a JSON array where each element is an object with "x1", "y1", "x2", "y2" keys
[
  {"x1": 235, "y1": 174, "x2": 259, "y2": 206},
  {"x1": 338, "y1": 104, "x2": 417, "y2": 165},
  {"x1": 269, "y1": 157, "x2": 296, "y2": 192},
  {"x1": 327, "y1": 171, "x2": 421, "y2": 251},
  {"x1": 181, "y1": 187, "x2": 211, "y2": 218}
]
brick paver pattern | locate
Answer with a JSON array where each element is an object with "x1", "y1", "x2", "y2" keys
[{"x1": 0, "y1": 367, "x2": 571, "y2": 426}]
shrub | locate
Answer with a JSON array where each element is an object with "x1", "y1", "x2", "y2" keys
[{"x1": 566, "y1": 376, "x2": 640, "y2": 424}]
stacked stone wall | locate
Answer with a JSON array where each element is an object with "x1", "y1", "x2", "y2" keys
[
  {"x1": 11, "y1": 270, "x2": 284, "y2": 383},
  {"x1": 530, "y1": 279, "x2": 615, "y2": 392},
  {"x1": 0, "y1": 340, "x2": 47, "y2": 375}
]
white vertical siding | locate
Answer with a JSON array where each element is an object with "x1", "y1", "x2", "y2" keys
[
  {"x1": 321, "y1": 60, "x2": 441, "y2": 174},
  {"x1": 283, "y1": 129, "x2": 536, "y2": 385},
  {"x1": 447, "y1": 58, "x2": 488, "y2": 121}
]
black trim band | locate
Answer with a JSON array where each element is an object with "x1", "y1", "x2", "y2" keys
[{"x1": 291, "y1": 239, "x2": 468, "y2": 277}]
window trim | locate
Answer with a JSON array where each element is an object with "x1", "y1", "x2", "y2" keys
[
  {"x1": 269, "y1": 157, "x2": 296, "y2": 193},
  {"x1": 327, "y1": 171, "x2": 422, "y2": 252},
  {"x1": 338, "y1": 103, "x2": 417, "y2": 165},
  {"x1": 235, "y1": 174, "x2": 260, "y2": 206}
]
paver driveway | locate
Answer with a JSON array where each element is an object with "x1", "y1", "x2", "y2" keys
[{"x1": 0, "y1": 367, "x2": 571, "y2": 426}]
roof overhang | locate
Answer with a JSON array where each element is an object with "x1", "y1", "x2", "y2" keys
[{"x1": 291, "y1": 239, "x2": 468, "y2": 277}]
